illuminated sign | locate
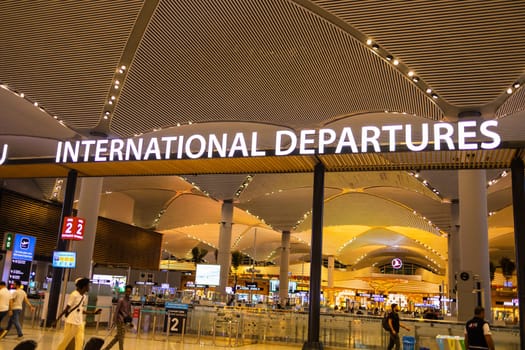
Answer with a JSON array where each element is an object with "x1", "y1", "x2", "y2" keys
[
  {"x1": 51, "y1": 121, "x2": 500, "y2": 164},
  {"x1": 52, "y1": 251, "x2": 77, "y2": 268},
  {"x1": 391, "y1": 258, "x2": 403, "y2": 269},
  {"x1": 2, "y1": 232, "x2": 13, "y2": 251},
  {"x1": 195, "y1": 264, "x2": 221, "y2": 286},
  {"x1": 12, "y1": 234, "x2": 36, "y2": 261},
  {"x1": 0, "y1": 144, "x2": 7, "y2": 165},
  {"x1": 61, "y1": 216, "x2": 85, "y2": 240}
]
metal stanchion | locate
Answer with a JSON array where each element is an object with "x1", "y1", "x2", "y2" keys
[{"x1": 151, "y1": 312, "x2": 157, "y2": 340}]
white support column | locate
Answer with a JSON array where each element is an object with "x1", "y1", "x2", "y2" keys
[
  {"x1": 74, "y1": 177, "x2": 103, "y2": 280},
  {"x1": 457, "y1": 170, "x2": 491, "y2": 321},
  {"x1": 327, "y1": 255, "x2": 335, "y2": 307},
  {"x1": 448, "y1": 199, "x2": 460, "y2": 316},
  {"x1": 327, "y1": 256, "x2": 335, "y2": 289},
  {"x1": 279, "y1": 230, "x2": 290, "y2": 306},
  {"x1": 217, "y1": 200, "x2": 233, "y2": 299}
]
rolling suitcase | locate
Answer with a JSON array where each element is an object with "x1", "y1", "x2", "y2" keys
[
  {"x1": 84, "y1": 337, "x2": 105, "y2": 350},
  {"x1": 13, "y1": 340, "x2": 38, "y2": 350}
]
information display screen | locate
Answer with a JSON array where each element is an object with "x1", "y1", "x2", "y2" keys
[
  {"x1": 195, "y1": 264, "x2": 221, "y2": 286},
  {"x1": 52, "y1": 251, "x2": 76, "y2": 268}
]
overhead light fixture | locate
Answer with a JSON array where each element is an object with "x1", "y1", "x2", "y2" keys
[
  {"x1": 372, "y1": 43, "x2": 379, "y2": 50},
  {"x1": 386, "y1": 55, "x2": 393, "y2": 61},
  {"x1": 426, "y1": 88, "x2": 432, "y2": 94},
  {"x1": 393, "y1": 59, "x2": 399, "y2": 66},
  {"x1": 366, "y1": 39, "x2": 373, "y2": 45},
  {"x1": 431, "y1": 93, "x2": 438, "y2": 99},
  {"x1": 513, "y1": 82, "x2": 520, "y2": 89},
  {"x1": 412, "y1": 76, "x2": 420, "y2": 83},
  {"x1": 506, "y1": 88, "x2": 513, "y2": 94}
]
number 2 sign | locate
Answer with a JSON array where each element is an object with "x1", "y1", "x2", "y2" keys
[{"x1": 61, "y1": 216, "x2": 85, "y2": 240}]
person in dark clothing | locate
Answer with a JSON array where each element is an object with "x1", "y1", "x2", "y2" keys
[
  {"x1": 464, "y1": 306, "x2": 495, "y2": 350},
  {"x1": 103, "y1": 285, "x2": 133, "y2": 350},
  {"x1": 387, "y1": 303, "x2": 410, "y2": 350}
]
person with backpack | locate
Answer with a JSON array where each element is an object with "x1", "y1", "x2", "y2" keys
[
  {"x1": 464, "y1": 306, "x2": 495, "y2": 350},
  {"x1": 55, "y1": 277, "x2": 101, "y2": 350},
  {"x1": 385, "y1": 303, "x2": 410, "y2": 350}
]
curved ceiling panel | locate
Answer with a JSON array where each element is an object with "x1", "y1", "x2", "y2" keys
[
  {"x1": 296, "y1": 192, "x2": 441, "y2": 234},
  {"x1": 239, "y1": 186, "x2": 340, "y2": 231},
  {"x1": 157, "y1": 194, "x2": 223, "y2": 229}
]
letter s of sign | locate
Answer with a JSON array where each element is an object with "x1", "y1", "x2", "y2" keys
[{"x1": 0, "y1": 144, "x2": 7, "y2": 165}]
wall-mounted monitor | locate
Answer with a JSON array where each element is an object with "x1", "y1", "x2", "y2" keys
[
  {"x1": 195, "y1": 264, "x2": 221, "y2": 286},
  {"x1": 92, "y1": 274, "x2": 127, "y2": 291},
  {"x1": 52, "y1": 251, "x2": 76, "y2": 268}
]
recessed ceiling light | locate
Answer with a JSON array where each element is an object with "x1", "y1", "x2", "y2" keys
[
  {"x1": 408, "y1": 71, "x2": 414, "y2": 77},
  {"x1": 426, "y1": 88, "x2": 432, "y2": 94},
  {"x1": 513, "y1": 82, "x2": 520, "y2": 89},
  {"x1": 366, "y1": 39, "x2": 372, "y2": 45},
  {"x1": 393, "y1": 59, "x2": 399, "y2": 65},
  {"x1": 506, "y1": 88, "x2": 513, "y2": 94}
]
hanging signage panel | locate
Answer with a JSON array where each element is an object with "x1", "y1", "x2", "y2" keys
[
  {"x1": 12, "y1": 234, "x2": 36, "y2": 261},
  {"x1": 61, "y1": 216, "x2": 85, "y2": 240}
]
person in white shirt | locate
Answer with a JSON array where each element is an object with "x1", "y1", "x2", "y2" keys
[
  {"x1": 56, "y1": 277, "x2": 101, "y2": 350},
  {"x1": 3, "y1": 280, "x2": 35, "y2": 339},
  {"x1": 0, "y1": 282, "x2": 11, "y2": 339}
]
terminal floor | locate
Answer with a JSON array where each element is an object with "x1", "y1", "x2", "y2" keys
[{"x1": 0, "y1": 327, "x2": 308, "y2": 350}]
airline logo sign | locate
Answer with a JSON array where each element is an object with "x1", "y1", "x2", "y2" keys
[
  {"x1": 61, "y1": 216, "x2": 85, "y2": 240},
  {"x1": 391, "y1": 258, "x2": 403, "y2": 270}
]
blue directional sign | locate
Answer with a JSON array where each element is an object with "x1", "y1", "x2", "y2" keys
[{"x1": 12, "y1": 234, "x2": 36, "y2": 261}]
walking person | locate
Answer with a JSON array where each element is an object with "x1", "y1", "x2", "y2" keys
[
  {"x1": 56, "y1": 277, "x2": 101, "y2": 350},
  {"x1": 386, "y1": 303, "x2": 410, "y2": 350},
  {"x1": 0, "y1": 282, "x2": 11, "y2": 339},
  {"x1": 4, "y1": 280, "x2": 35, "y2": 339},
  {"x1": 465, "y1": 306, "x2": 495, "y2": 350},
  {"x1": 102, "y1": 285, "x2": 133, "y2": 350}
]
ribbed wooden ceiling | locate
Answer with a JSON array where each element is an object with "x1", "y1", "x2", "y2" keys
[
  {"x1": 313, "y1": 0, "x2": 525, "y2": 110},
  {"x1": 2, "y1": 0, "x2": 524, "y2": 141},
  {"x1": 0, "y1": 0, "x2": 143, "y2": 130},
  {"x1": 111, "y1": 0, "x2": 442, "y2": 137}
]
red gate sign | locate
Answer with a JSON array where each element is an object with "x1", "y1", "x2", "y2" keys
[{"x1": 61, "y1": 216, "x2": 85, "y2": 240}]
